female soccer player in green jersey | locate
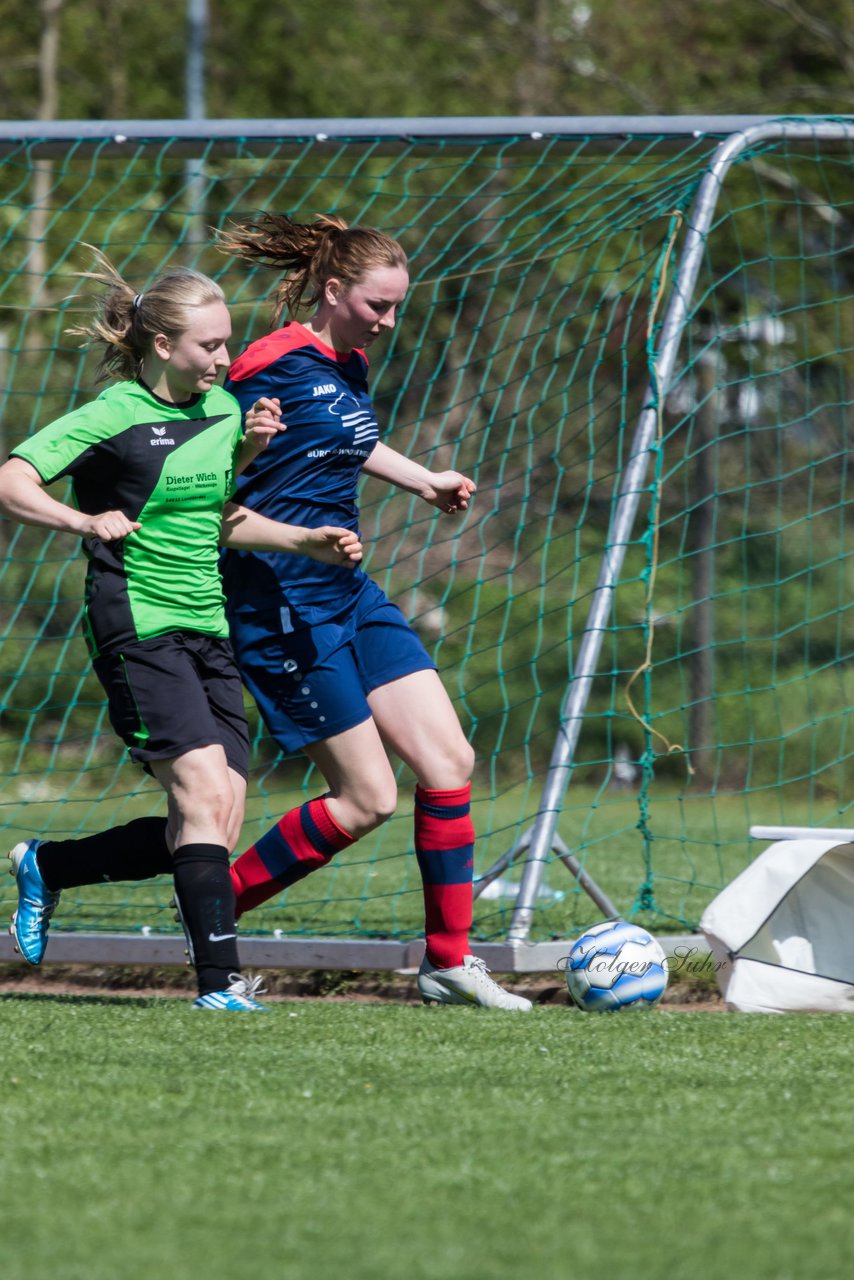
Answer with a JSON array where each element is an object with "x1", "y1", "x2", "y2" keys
[{"x1": 0, "y1": 253, "x2": 362, "y2": 1011}]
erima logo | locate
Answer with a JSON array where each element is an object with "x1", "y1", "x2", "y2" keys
[
  {"x1": 312, "y1": 383, "x2": 337, "y2": 396},
  {"x1": 150, "y1": 426, "x2": 175, "y2": 447}
]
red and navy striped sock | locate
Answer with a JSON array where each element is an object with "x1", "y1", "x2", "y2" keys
[
  {"x1": 230, "y1": 797, "x2": 355, "y2": 917},
  {"x1": 414, "y1": 783, "x2": 475, "y2": 970}
]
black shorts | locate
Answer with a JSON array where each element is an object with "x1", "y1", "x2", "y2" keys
[{"x1": 92, "y1": 631, "x2": 250, "y2": 779}]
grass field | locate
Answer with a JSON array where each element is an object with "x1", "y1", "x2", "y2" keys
[{"x1": 2, "y1": 993, "x2": 852, "y2": 1280}]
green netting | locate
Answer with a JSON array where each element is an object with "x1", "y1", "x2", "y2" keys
[{"x1": 0, "y1": 123, "x2": 851, "y2": 949}]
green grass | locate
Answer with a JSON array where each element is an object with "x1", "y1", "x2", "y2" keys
[{"x1": 2, "y1": 996, "x2": 852, "y2": 1280}]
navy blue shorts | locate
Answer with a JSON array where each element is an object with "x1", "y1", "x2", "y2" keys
[
  {"x1": 228, "y1": 579, "x2": 435, "y2": 753},
  {"x1": 93, "y1": 631, "x2": 250, "y2": 778}
]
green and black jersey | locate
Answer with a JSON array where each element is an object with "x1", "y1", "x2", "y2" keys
[{"x1": 12, "y1": 380, "x2": 244, "y2": 658}]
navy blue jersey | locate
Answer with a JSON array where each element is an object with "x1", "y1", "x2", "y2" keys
[{"x1": 221, "y1": 321, "x2": 378, "y2": 623}]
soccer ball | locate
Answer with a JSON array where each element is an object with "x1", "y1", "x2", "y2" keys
[{"x1": 565, "y1": 920, "x2": 669, "y2": 1012}]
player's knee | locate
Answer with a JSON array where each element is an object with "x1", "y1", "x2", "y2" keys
[
  {"x1": 421, "y1": 738, "x2": 475, "y2": 790},
  {"x1": 182, "y1": 778, "x2": 234, "y2": 842},
  {"x1": 224, "y1": 801, "x2": 246, "y2": 853},
  {"x1": 453, "y1": 739, "x2": 476, "y2": 784},
  {"x1": 345, "y1": 780, "x2": 398, "y2": 836},
  {"x1": 371, "y1": 789, "x2": 398, "y2": 828}
]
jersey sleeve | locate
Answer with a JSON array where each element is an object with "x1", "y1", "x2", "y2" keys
[
  {"x1": 11, "y1": 394, "x2": 126, "y2": 485},
  {"x1": 225, "y1": 361, "x2": 293, "y2": 416},
  {"x1": 227, "y1": 350, "x2": 363, "y2": 424}
]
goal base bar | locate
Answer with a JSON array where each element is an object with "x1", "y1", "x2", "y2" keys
[{"x1": 0, "y1": 932, "x2": 707, "y2": 972}]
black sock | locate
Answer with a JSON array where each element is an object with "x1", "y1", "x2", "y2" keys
[
  {"x1": 36, "y1": 817, "x2": 173, "y2": 891},
  {"x1": 171, "y1": 843, "x2": 240, "y2": 996}
]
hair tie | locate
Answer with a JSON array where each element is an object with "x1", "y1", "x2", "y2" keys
[{"x1": 132, "y1": 293, "x2": 144, "y2": 312}]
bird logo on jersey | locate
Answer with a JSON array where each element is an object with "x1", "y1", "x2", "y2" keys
[{"x1": 327, "y1": 391, "x2": 377, "y2": 449}]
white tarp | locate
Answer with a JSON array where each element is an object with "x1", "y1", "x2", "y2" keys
[{"x1": 700, "y1": 838, "x2": 854, "y2": 1013}]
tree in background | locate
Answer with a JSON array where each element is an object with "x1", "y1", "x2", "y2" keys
[
  {"x1": 0, "y1": 2, "x2": 850, "y2": 792},
  {"x1": 0, "y1": 0, "x2": 851, "y2": 122}
]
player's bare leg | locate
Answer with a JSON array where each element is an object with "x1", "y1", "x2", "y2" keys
[
  {"x1": 153, "y1": 746, "x2": 265, "y2": 1011},
  {"x1": 369, "y1": 671, "x2": 532, "y2": 1011},
  {"x1": 305, "y1": 721, "x2": 398, "y2": 837},
  {"x1": 229, "y1": 719, "x2": 394, "y2": 914}
]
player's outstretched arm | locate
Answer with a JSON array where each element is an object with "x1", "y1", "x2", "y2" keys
[
  {"x1": 0, "y1": 457, "x2": 141, "y2": 540},
  {"x1": 221, "y1": 503, "x2": 363, "y2": 567},
  {"x1": 236, "y1": 396, "x2": 285, "y2": 474},
  {"x1": 363, "y1": 441, "x2": 476, "y2": 514}
]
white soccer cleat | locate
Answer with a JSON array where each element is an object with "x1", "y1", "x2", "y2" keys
[{"x1": 417, "y1": 954, "x2": 533, "y2": 1011}]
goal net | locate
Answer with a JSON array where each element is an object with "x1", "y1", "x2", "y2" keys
[{"x1": 0, "y1": 119, "x2": 851, "y2": 958}]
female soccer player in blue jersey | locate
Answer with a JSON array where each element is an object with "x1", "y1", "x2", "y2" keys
[
  {"x1": 0, "y1": 252, "x2": 361, "y2": 1011},
  {"x1": 218, "y1": 213, "x2": 532, "y2": 1011}
]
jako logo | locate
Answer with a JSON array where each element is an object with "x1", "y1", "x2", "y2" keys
[
  {"x1": 150, "y1": 426, "x2": 175, "y2": 447},
  {"x1": 312, "y1": 383, "x2": 337, "y2": 396}
]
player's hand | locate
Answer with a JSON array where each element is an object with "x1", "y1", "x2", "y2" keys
[
  {"x1": 303, "y1": 526, "x2": 363, "y2": 568},
  {"x1": 422, "y1": 470, "x2": 476, "y2": 514},
  {"x1": 242, "y1": 397, "x2": 284, "y2": 455},
  {"x1": 81, "y1": 510, "x2": 142, "y2": 541}
]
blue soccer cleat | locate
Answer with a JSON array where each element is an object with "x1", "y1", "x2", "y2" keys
[
  {"x1": 192, "y1": 973, "x2": 269, "y2": 1012},
  {"x1": 8, "y1": 840, "x2": 61, "y2": 966}
]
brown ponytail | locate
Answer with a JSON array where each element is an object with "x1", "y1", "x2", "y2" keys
[{"x1": 217, "y1": 213, "x2": 407, "y2": 325}]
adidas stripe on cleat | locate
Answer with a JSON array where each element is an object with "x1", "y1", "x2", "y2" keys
[
  {"x1": 8, "y1": 840, "x2": 61, "y2": 966},
  {"x1": 192, "y1": 973, "x2": 269, "y2": 1012}
]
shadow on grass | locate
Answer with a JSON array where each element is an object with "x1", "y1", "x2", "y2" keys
[{"x1": 0, "y1": 990, "x2": 166, "y2": 1008}]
